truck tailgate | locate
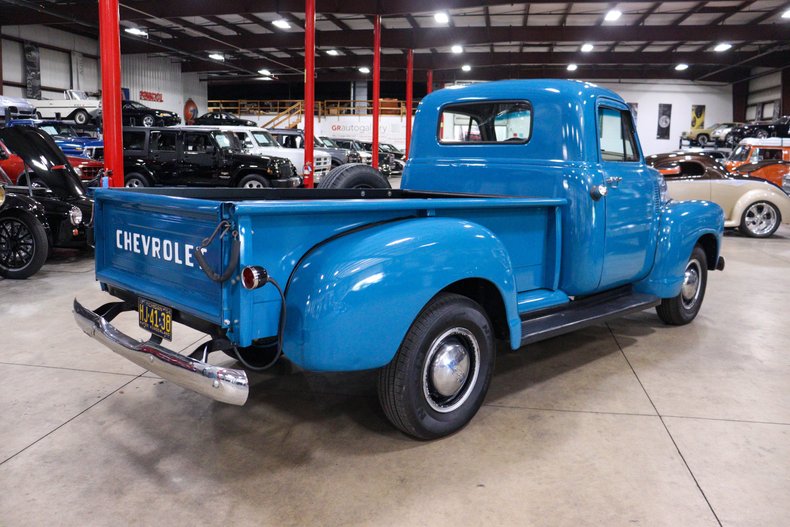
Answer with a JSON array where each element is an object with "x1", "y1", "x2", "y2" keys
[{"x1": 94, "y1": 190, "x2": 231, "y2": 325}]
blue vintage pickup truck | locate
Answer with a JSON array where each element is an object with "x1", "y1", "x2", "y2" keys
[{"x1": 75, "y1": 80, "x2": 725, "y2": 439}]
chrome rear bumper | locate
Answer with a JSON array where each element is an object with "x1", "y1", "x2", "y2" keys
[{"x1": 73, "y1": 299, "x2": 249, "y2": 405}]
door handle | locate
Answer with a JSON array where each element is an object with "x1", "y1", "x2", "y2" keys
[{"x1": 605, "y1": 176, "x2": 623, "y2": 188}]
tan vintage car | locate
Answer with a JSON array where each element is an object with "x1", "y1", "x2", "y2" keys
[{"x1": 647, "y1": 152, "x2": 790, "y2": 238}]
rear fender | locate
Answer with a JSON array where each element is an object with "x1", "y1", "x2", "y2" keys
[
  {"x1": 634, "y1": 200, "x2": 724, "y2": 299},
  {"x1": 283, "y1": 217, "x2": 520, "y2": 371},
  {"x1": 730, "y1": 188, "x2": 790, "y2": 226}
]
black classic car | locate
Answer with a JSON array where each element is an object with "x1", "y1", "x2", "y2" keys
[
  {"x1": 122, "y1": 100, "x2": 181, "y2": 127},
  {"x1": 191, "y1": 111, "x2": 256, "y2": 127},
  {"x1": 728, "y1": 116, "x2": 790, "y2": 144},
  {"x1": 0, "y1": 127, "x2": 94, "y2": 279},
  {"x1": 122, "y1": 126, "x2": 300, "y2": 188}
]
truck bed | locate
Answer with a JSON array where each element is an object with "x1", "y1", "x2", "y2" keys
[{"x1": 93, "y1": 187, "x2": 566, "y2": 347}]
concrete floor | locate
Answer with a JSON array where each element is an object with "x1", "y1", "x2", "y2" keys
[{"x1": 1, "y1": 225, "x2": 789, "y2": 527}]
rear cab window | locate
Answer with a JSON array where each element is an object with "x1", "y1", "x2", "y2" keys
[
  {"x1": 150, "y1": 131, "x2": 177, "y2": 152},
  {"x1": 123, "y1": 131, "x2": 146, "y2": 151},
  {"x1": 438, "y1": 101, "x2": 532, "y2": 144}
]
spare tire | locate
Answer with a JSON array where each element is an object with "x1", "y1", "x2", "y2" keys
[{"x1": 318, "y1": 163, "x2": 391, "y2": 189}]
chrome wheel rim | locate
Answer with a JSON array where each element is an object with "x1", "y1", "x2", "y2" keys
[
  {"x1": 744, "y1": 203, "x2": 778, "y2": 236},
  {"x1": 681, "y1": 258, "x2": 703, "y2": 309},
  {"x1": 243, "y1": 180, "x2": 265, "y2": 189},
  {"x1": 422, "y1": 327, "x2": 480, "y2": 413},
  {"x1": 142, "y1": 115, "x2": 155, "y2": 127},
  {"x1": 697, "y1": 135, "x2": 708, "y2": 146},
  {"x1": 0, "y1": 218, "x2": 35, "y2": 271},
  {"x1": 125, "y1": 178, "x2": 144, "y2": 188}
]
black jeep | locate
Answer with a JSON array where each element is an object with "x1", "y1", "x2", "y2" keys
[{"x1": 122, "y1": 126, "x2": 301, "y2": 188}]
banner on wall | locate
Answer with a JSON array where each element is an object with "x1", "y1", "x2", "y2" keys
[
  {"x1": 656, "y1": 103, "x2": 672, "y2": 140},
  {"x1": 23, "y1": 42, "x2": 41, "y2": 99},
  {"x1": 627, "y1": 102, "x2": 638, "y2": 123},
  {"x1": 691, "y1": 105, "x2": 706, "y2": 130}
]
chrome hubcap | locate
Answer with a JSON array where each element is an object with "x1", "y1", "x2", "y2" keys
[
  {"x1": 243, "y1": 181, "x2": 265, "y2": 189},
  {"x1": 125, "y1": 179, "x2": 143, "y2": 188},
  {"x1": 143, "y1": 116, "x2": 154, "y2": 127},
  {"x1": 681, "y1": 259, "x2": 702, "y2": 309},
  {"x1": 423, "y1": 327, "x2": 480, "y2": 413},
  {"x1": 744, "y1": 203, "x2": 778, "y2": 236}
]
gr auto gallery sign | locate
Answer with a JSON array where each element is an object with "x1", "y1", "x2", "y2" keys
[{"x1": 139, "y1": 90, "x2": 164, "y2": 103}]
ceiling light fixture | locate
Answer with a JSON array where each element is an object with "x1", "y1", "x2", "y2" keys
[
  {"x1": 359, "y1": 66, "x2": 370, "y2": 74},
  {"x1": 258, "y1": 77, "x2": 273, "y2": 81},
  {"x1": 124, "y1": 27, "x2": 148, "y2": 38},
  {"x1": 209, "y1": 53, "x2": 225, "y2": 61},
  {"x1": 326, "y1": 49, "x2": 339, "y2": 56},
  {"x1": 714, "y1": 43, "x2": 732, "y2": 52},
  {"x1": 272, "y1": 19, "x2": 291, "y2": 29},
  {"x1": 782, "y1": 8, "x2": 790, "y2": 18},
  {"x1": 258, "y1": 69, "x2": 271, "y2": 76},
  {"x1": 461, "y1": 64, "x2": 471, "y2": 72},
  {"x1": 434, "y1": 12, "x2": 450, "y2": 24},
  {"x1": 451, "y1": 44, "x2": 463, "y2": 54},
  {"x1": 604, "y1": 9, "x2": 622, "y2": 22},
  {"x1": 581, "y1": 43, "x2": 594, "y2": 52},
  {"x1": 675, "y1": 63, "x2": 689, "y2": 71},
  {"x1": 567, "y1": 64, "x2": 578, "y2": 71}
]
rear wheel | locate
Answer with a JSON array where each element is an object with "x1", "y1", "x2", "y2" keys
[
  {"x1": 124, "y1": 173, "x2": 151, "y2": 188},
  {"x1": 237, "y1": 173, "x2": 270, "y2": 189},
  {"x1": 318, "y1": 163, "x2": 391, "y2": 189},
  {"x1": 656, "y1": 245, "x2": 707, "y2": 326},
  {"x1": 378, "y1": 293, "x2": 495, "y2": 439},
  {"x1": 755, "y1": 129, "x2": 769, "y2": 139},
  {"x1": 0, "y1": 214, "x2": 49, "y2": 279},
  {"x1": 740, "y1": 201, "x2": 781, "y2": 238}
]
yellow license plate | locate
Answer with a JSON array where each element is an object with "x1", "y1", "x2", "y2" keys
[{"x1": 138, "y1": 298, "x2": 173, "y2": 341}]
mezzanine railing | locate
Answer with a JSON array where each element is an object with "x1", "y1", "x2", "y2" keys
[{"x1": 208, "y1": 99, "x2": 420, "y2": 119}]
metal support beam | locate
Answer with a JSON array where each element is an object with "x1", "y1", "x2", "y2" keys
[
  {"x1": 782, "y1": 69, "x2": 790, "y2": 116},
  {"x1": 98, "y1": 0, "x2": 124, "y2": 187},
  {"x1": 372, "y1": 15, "x2": 381, "y2": 170},
  {"x1": 427, "y1": 69, "x2": 433, "y2": 94},
  {"x1": 733, "y1": 81, "x2": 748, "y2": 122},
  {"x1": 304, "y1": 0, "x2": 315, "y2": 188},
  {"x1": 405, "y1": 49, "x2": 413, "y2": 160}
]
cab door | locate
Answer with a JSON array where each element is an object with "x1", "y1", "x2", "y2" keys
[
  {"x1": 180, "y1": 132, "x2": 217, "y2": 185},
  {"x1": 148, "y1": 130, "x2": 179, "y2": 184},
  {"x1": 597, "y1": 103, "x2": 658, "y2": 289}
]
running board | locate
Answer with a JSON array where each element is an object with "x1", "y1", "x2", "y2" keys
[{"x1": 520, "y1": 290, "x2": 660, "y2": 347}]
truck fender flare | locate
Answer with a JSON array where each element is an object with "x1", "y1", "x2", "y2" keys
[
  {"x1": 634, "y1": 200, "x2": 724, "y2": 299},
  {"x1": 124, "y1": 163, "x2": 156, "y2": 184},
  {"x1": 282, "y1": 217, "x2": 521, "y2": 372}
]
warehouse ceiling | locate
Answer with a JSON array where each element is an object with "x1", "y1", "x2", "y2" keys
[{"x1": 3, "y1": 0, "x2": 790, "y2": 84}]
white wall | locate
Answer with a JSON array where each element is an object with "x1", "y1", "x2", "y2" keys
[
  {"x1": 121, "y1": 55, "x2": 207, "y2": 119},
  {"x1": 596, "y1": 80, "x2": 733, "y2": 156},
  {"x1": 312, "y1": 115, "x2": 410, "y2": 149}
]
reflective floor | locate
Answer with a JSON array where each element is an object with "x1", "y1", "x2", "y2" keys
[{"x1": 1, "y1": 225, "x2": 788, "y2": 526}]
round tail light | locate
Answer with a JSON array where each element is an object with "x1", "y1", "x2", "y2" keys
[{"x1": 241, "y1": 266, "x2": 268, "y2": 290}]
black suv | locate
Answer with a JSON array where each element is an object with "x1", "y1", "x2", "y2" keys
[{"x1": 122, "y1": 127, "x2": 300, "y2": 188}]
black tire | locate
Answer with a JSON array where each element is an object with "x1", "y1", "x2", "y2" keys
[
  {"x1": 739, "y1": 201, "x2": 781, "y2": 238},
  {"x1": 237, "y1": 173, "x2": 270, "y2": 189},
  {"x1": 656, "y1": 245, "x2": 708, "y2": 326},
  {"x1": 35, "y1": 111, "x2": 42, "y2": 119},
  {"x1": 318, "y1": 163, "x2": 391, "y2": 189},
  {"x1": 755, "y1": 129, "x2": 769, "y2": 139},
  {"x1": 0, "y1": 213, "x2": 49, "y2": 279},
  {"x1": 725, "y1": 133, "x2": 735, "y2": 146},
  {"x1": 696, "y1": 134, "x2": 709, "y2": 146},
  {"x1": 141, "y1": 114, "x2": 155, "y2": 127},
  {"x1": 124, "y1": 172, "x2": 151, "y2": 188},
  {"x1": 378, "y1": 293, "x2": 495, "y2": 439},
  {"x1": 331, "y1": 158, "x2": 343, "y2": 168},
  {"x1": 72, "y1": 109, "x2": 90, "y2": 126}
]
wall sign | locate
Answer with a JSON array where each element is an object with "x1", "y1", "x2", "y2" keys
[
  {"x1": 23, "y1": 42, "x2": 41, "y2": 99},
  {"x1": 656, "y1": 103, "x2": 672, "y2": 140},
  {"x1": 183, "y1": 99, "x2": 198, "y2": 124},
  {"x1": 139, "y1": 90, "x2": 164, "y2": 103}
]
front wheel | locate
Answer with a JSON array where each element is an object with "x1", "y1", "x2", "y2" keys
[
  {"x1": 656, "y1": 245, "x2": 708, "y2": 326},
  {"x1": 755, "y1": 129, "x2": 769, "y2": 139},
  {"x1": 124, "y1": 173, "x2": 151, "y2": 188},
  {"x1": 696, "y1": 134, "x2": 709, "y2": 146},
  {"x1": 141, "y1": 114, "x2": 155, "y2": 127},
  {"x1": 378, "y1": 293, "x2": 495, "y2": 439},
  {"x1": 237, "y1": 173, "x2": 270, "y2": 189},
  {"x1": 0, "y1": 214, "x2": 49, "y2": 279},
  {"x1": 72, "y1": 109, "x2": 89, "y2": 125},
  {"x1": 740, "y1": 201, "x2": 781, "y2": 238}
]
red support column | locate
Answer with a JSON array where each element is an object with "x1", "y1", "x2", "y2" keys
[
  {"x1": 98, "y1": 0, "x2": 124, "y2": 187},
  {"x1": 426, "y1": 69, "x2": 433, "y2": 94},
  {"x1": 303, "y1": 0, "x2": 316, "y2": 188},
  {"x1": 372, "y1": 15, "x2": 381, "y2": 170},
  {"x1": 405, "y1": 49, "x2": 413, "y2": 160}
]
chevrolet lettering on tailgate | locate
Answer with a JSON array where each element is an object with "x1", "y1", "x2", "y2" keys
[{"x1": 115, "y1": 229, "x2": 196, "y2": 268}]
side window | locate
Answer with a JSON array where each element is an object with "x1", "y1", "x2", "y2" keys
[
  {"x1": 150, "y1": 131, "x2": 176, "y2": 152},
  {"x1": 761, "y1": 149, "x2": 782, "y2": 161},
  {"x1": 678, "y1": 161, "x2": 706, "y2": 178},
  {"x1": 438, "y1": 101, "x2": 532, "y2": 144},
  {"x1": 184, "y1": 133, "x2": 211, "y2": 153},
  {"x1": 598, "y1": 107, "x2": 639, "y2": 162},
  {"x1": 123, "y1": 131, "x2": 146, "y2": 151}
]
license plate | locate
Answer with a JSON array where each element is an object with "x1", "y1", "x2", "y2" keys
[{"x1": 138, "y1": 298, "x2": 173, "y2": 341}]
